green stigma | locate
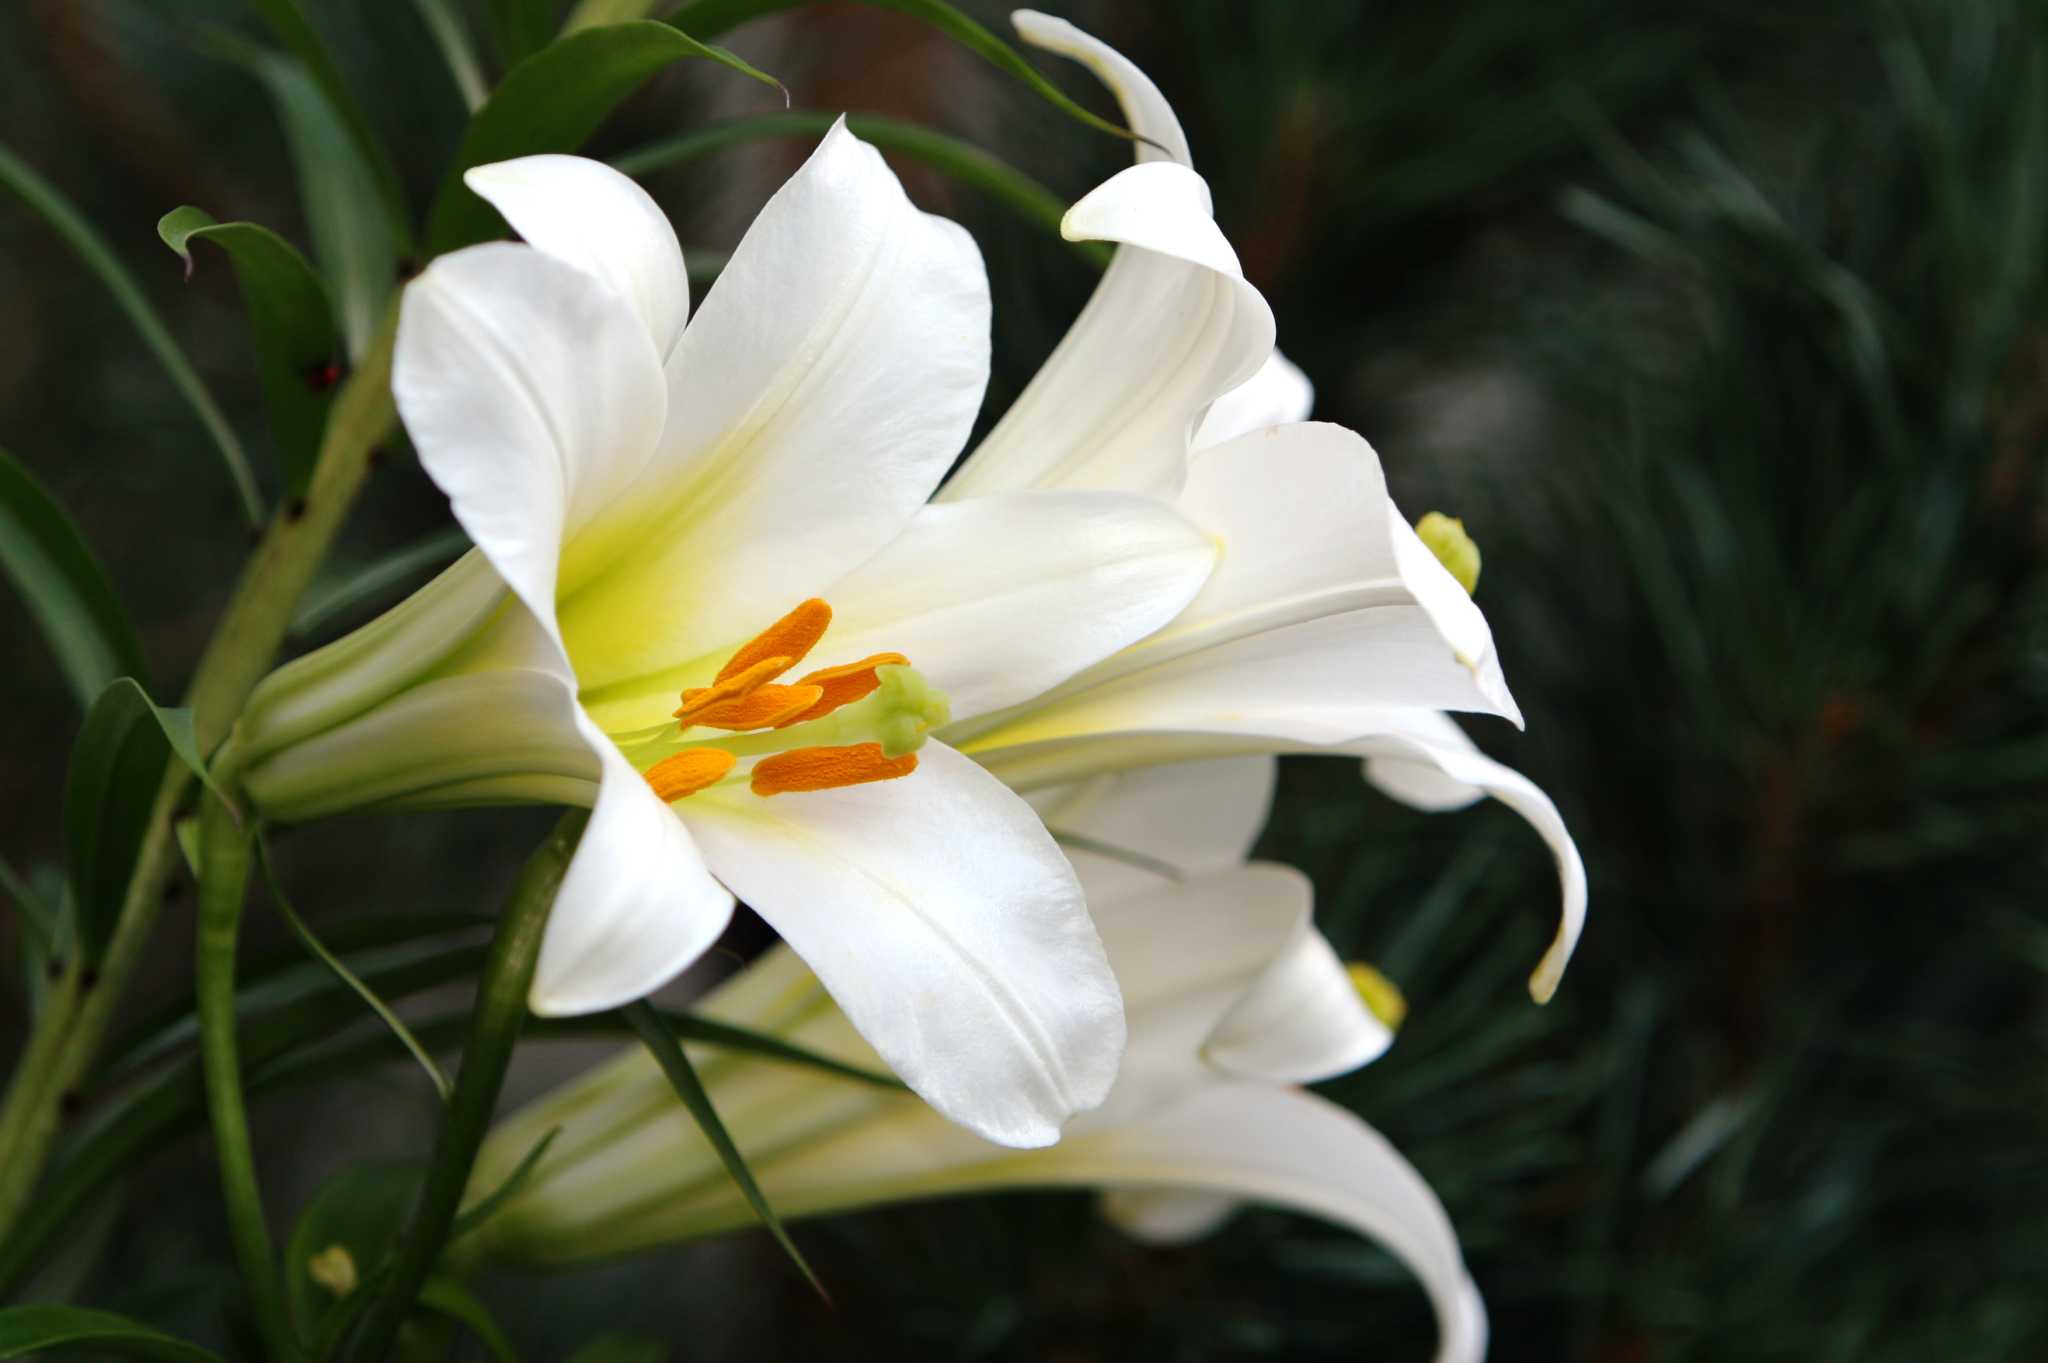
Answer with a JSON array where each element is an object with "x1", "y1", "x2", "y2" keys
[
  {"x1": 1347, "y1": 962, "x2": 1408, "y2": 1031},
  {"x1": 1415, "y1": 511, "x2": 1481, "y2": 594},
  {"x1": 866, "y1": 664, "x2": 952, "y2": 757}
]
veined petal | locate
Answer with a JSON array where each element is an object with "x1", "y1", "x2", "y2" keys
[
  {"x1": 1012, "y1": 9, "x2": 1194, "y2": 167},
  {"x1": 1358, "y1": 711, "x2": 1587, "y2": 1004},
  {"x1": 679, "y1": 742, "x2": 1123, "y2": 1148},
  {"x1": 464, "y1": 155, "x2": 691, "y2": 361},
  {"x1": 944, "y1": 161, "x2": 1274, "y2": 500},
  {"x1": 559, "y1": 120, "x2": 993, "y2": 722},
  {"x1": 1194, "y1": 349, "x2": 1314, "y2": 450},
  {"x1": 530, "y1": 709, "x2": 737, "y2": 1016},
  {"x1": 816, "y1": 490, "x2": 1216, "y2": 724},
  {"x1": 394, "y1": 242, "x2": 668, "y2": 638},
  {"x1": 1027, "y1": 755, "x2": 1275, "y2": 906}
]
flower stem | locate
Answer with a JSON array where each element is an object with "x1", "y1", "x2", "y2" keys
[
  {"x1": 346, "y1": 810, "x2": 586, "y2": 1363},
  {"x1": 0, "y1": 306, "x2": 398, "y2": 1245},
  {"x1": 195, "y1": 787, "x2": 298, "y2": 1363}
]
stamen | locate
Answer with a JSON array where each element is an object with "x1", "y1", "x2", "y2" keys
[
  {"x1": 778, "y1": 652, "x2": 910, "y2": 727},
  {"x1": 1346, "y1": 962, "x2": 1408, "y2": 1030},
  {"x1": 687, "y1": 684, "x2": 826, "y2": 731},
  {"x1": 644, "y1": 748, "x2": 738, "y2": 802},
  {"x1": 674, "y1": 656, "x2": 792, "y2": 722},
  {"x1": 751, "y1": 742, "x2": 917, "y2": 796},
  {"x1": 716, "y1": 598, "x2": 832, "y2": 683}
]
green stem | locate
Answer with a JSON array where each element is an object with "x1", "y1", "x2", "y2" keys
[
  {"x1": 196, "y1": 788, "x2": 297, "y2": 1363},
  {"x1": 0, "y1": 305, "x2": 398, "y2": 1245},
  {"x1": 346, "y1": 811, "x2": 586, "y2": 1363}
]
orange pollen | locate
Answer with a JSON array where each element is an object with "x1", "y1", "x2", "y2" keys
[
  {"x1": 687, "y1": 683, "x2": 825, "y2": 731},
  {"x1": 776, "y1": 652, "x2": 910, "y2": 727},
  {"x1": 644, "y1": 748, "x2": 737, "y2": 802},
  {"x1": 751, "y1": 743, "x2": 919, "y2": 796},
  {"x1": 716, "y1": 598, "x2": 831, "y2": 684},
  {"x1": 673, "y1": 656, "x2": 790, "y2": 722}
]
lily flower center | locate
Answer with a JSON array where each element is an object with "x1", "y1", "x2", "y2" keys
[{"x1": 624, "y1": 598, "x2": 951, "y2": 803}]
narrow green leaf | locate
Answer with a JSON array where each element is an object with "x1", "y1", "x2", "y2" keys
[
  {"x1": 0, "y1": 856, "x2": 57, "y2": 961},
  {"x1": 64, "y1": 678, "x2": 224, "y2": 962},
  {"x1": 425, "y1": 21, "x2": 786, "y2": 255},
  {"x1": 613, "y1": 110, "x2": 1109, "y2": 267},
  {"x1": 204, "y1": 34, "x2": 402, "y2": 364},
  {"x1": 256, "y1": 835, "x2": 452, "y2": 1101},
  {"x1": 0, "y1": 1306, "x2": 224, "y2": 1363},
  {"x1": 621, "y1": 1001, "x2": 827, "y2": 1300},
  {"x1": 158, "y1": 208, "x2": 341, "y2": 499},
  {"x1": 411, "y1": 0, "x2": 490, "y2": 110},
  {"x1": 0, "y1": 446, "x2": 151, "y2": 707},
  {"x1": 0, "y1": 143, "x2": 262, "y2": 524},
  {"x1": 417, "y1": 1279, "x2": 520, "y2": 1363},
  {"x1": 292, "y1": 526, "x2": 471, "y2": 637},
  {"x1": 451, "y1": 1128, "x2": 560, "y2": 1242},
  {"x1": 485, "y1": 0, "x2": 558, "y2": 68},
  {"x1": 638, "y1": 1010, "x2": 905, "y2": 1090},
  {"x1": 234, "y1": 0, "x2": 416, "y2": 254},
  {"x1": 669, "y1": 0, "x2": 1145, "y2": 146}
]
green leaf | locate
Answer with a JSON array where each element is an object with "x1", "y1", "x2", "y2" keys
[
  {"x1": 0, "y1": 446, "x2": 151, "y2": 707},
  {"x1": 0, "y1": 1306, "x2": 224, "y2": 1363},
  {"x1": 565, "y1": 1336, "x2": 666, "y2": 1363},
  {"x1": 234, "y1": 0, "x2": 416, "y2": 256},
  {"x1": 669, "y1": 0, "x2": 1144, "y2": 146},
  {"x1": 613, "y1": 111, "x2": 1109, "y2": 267},
  {"x1": 283, "y1": 1160, "x2": 423, "y2": 1345},
  {"x1": 292, "y1": 526, "x2": 471, "y2": 638},
  {"x1": 204, "y1": 34, "x2": 402, "y2": 365},
  {"x1": 158, "y1": 208, "x2": 341, "y2": 500},
  {"x1": 621, "y1": 1001, "x2": 827, "y2": 1299},
  {"x1": 64, "y1": 678, "x2": 224, "y2": 962},
  {"x1": 411, "y1": 0, "x2": 490, "y2": 110},
  {"x1": 417, "y1": 1279, "x2": 520, "y2": 1363},
  {"x1": 485, "y1": 0, "x2": 558, "y2": 68},
  {"x1": 451, "y1": 1127, "x2": 560, "y2": 1242},
  {"x1": 0, "y1": 142, "x2": 262, "y2": 524},
  {"x1": 256, "y1": 835, "x2": 452, "y2": 1101},
  {"x1": 424, "y1": 21, "x2": 785, "y2": 255}
]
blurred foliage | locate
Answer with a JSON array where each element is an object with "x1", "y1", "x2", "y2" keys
[{"x1": 2, "y1": 0, "x2": 2045, "y2": 1360}]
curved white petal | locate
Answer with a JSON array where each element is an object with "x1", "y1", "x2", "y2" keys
[
  {"x1": 394, "y1": 242, "x2": 668, "y2": 636},
  {"x1": 679, "y1": 743, "x2": 1123, "y2": 1148},
  {"x1": 464, "y1": 155, "x2": 691, "y2": 361},
  {"x1": 560, "y1": 121, "x2": 993, "y2": 723},
  {"x1": 1359, "y1": 711, "x2": 1587, "y2": 1004},
  {"x1": 1206, "y1": 913, "x2": 1393, "y2": 1082},
  {"x1": 1012, "y1": 10, "x2": 1193, "y2": 168},
  {"x1": 945, "y1": 161, "x2": 1274, "y2": 500},
  {"x1": 1098, "y1": 1187, "x2": 1239, "y2": 1243},
  {"x1": 530, "y1": 710, "x2": 738, "y2": 1015},
  {"x1": 1194, "y1": 349, "x2": 1314, "y2": 449},
  {"x1": 1026, "y1": 756, "x2": 1275, "y2": 905},
  {"x1": 818, "y1": 489, "x2": 1216, "y2": 723}
]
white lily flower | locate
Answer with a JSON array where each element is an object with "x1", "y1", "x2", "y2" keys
[
  {"x1": 865, "y1": 11, "x2": 1585, "y2": 1002},
  {"x1": 230, "y1": 123, "x2": 1242, "y2": 1148},
  {"x1": 467, "y1": 765, "x2": 1485, "y2": 1363}
]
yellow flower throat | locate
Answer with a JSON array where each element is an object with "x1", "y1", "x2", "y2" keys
[{"x1": 637, "y1": 599, "x2": 949, "y2": 803}]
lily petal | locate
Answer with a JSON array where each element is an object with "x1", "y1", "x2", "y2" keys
[
  {"x1": 560, "y1": 120, "x2": 993, "y2": 723},
  {"x1": 1359, "y1": 711, "x2": 1587, "y2": 1004},
  {"x1": 1011, "y1": 10, "x2": 1193, "y2": 165},
  {"x1": 818, "y1": 490, "x2": 1216, "y2": 723},
  {"x1": 1194, "y1": 349, "x2": 1314, "y2": 449},
  {"x1": 1205, "y1": 907, "x2": 1394, "y2": 1082},
  {"x1": 464, "y1": 155, "x2": 691, "y2": 362},
  {"x1": 680, "y1": 742, "x2": 1124, "y2": 1148},
  {"x1": 944, "y1": 160, "x2": 1274, "y2": 500},
  {"x1": 394, "y1": 242, "x2": 668, "y2": 634},
  {"x1": 1028, "y1": 755, "x2": 1275, "y2": 905}
]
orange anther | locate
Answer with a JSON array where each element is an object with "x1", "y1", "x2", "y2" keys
[
  {"x1": 644, "y1": 748, "x2": 737, "y2": 802},
  {"x1": 688, "y1": 684, "x2": 826, "y2": 731},
  {"x1": 674, "y1": 656, "x2": 790, "y2": 722},
  {"x1": 717, "y1": 599, "x2": 832, "y2": 684},
  {"x1": 777, "y1": 652, "x2": 910, "y2": 727},
  {"x1": 750, "y1": 742, "x2": 918, "y2": 796}
]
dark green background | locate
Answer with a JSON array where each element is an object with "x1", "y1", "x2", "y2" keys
[{"x1": 2, "y1": 1, "x2": 2044, "y2": 1359}]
